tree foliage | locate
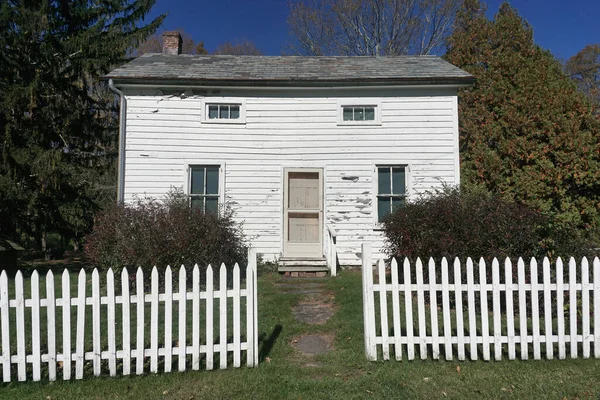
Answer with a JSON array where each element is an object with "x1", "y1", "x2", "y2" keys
[
  {"x1": 445, "y1": 0, "x2": 600, "y2": 240},
  {"x1": 287, "y1": 0, "x2": 463, "y2": 56},
  {"x1": 565, "y1": 44, "x2": 600, "y2": 113},
  {"x1": 0, "y1": 1, "x2": 165, "y2": 249},
  {"x1": 213, "y1": 39, "x2": 262, "y2": 55}
]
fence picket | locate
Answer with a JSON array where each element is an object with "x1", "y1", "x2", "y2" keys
[
  {"x1": 378, "y1": 259, "x2": 390, "y2": 360},
  {"x1": 246, "y1": 262, "x2": 255, "y2": 367},
  {"x1": 429, "y1": 258, "x2": 439, "y2": 360},
  {"x1": 361, "y1": 244, "x2": 376, "y2": 361},
  {"x1": 415, "y1": 258, "x2": 426, "y2": 360},
  {"x1": 531, "y1": 259, "x2": 541, "y2": 360},
  {"x1": 517, "y1": 258, "x2": 528, "y2": 360},
  {"x1": 581, "y1": 258, "x2": 590, "y2": 358},
  {"x1": 569, "y1": 258, "x2": 578, "y2": 358},
  {"x1": 403, "y1": 258, "x2": 414, "y2": 360},
  {"x1": 556, "y1": 258, "x2": 566, "y2": 359},
  {"x1": 390, "y1": 258, "x2": 402, "y2": 361},
  {"x1": 454, "y1": 258, "x2": 465, "y2": 361},
  {"x1": 75, "y1": 270, "x2": 86, "y2": 380},
  {"x1": 150, "y1": 267, "x2": 159, "y2": 373},
  {"x1": 107, "y1": 269, "x2": 116, "y2": 376},
  {"x1": 135, "y1": 268, "x2": 145, "y2": 375},
  {"x1": 121, "y1": 268, "x2": 131, "y2": 375},
  {"x1": 543, "y1": 258, "x2": 553, "y2": 359},
  {"x1": 505, "y1": 259, "x2": 516, "y2": 360},
  {"x1": 192, "y1": 264, "x2": 200, "y2": 370},
  {"x1": 219, "y1": 263, "x2": 228, "y2": 370},
  {"x1": 479, "y1": 258, "x2": 490, "y2": 361},
  {"x1": 233, "y1": 263, "x2": 241, "y2": 368},
  {"x1": 31, "y1": 271, "x2": 41, "y2": 381},
  {"x1": 594, "y1": 258, "x2": 600, "y2": 358},
  {"x1": 46, "y1": 271, "x2": 57, "y2": 381},
  {"x1": 492, "y1": 259, "x2": 501, "y2": 361},
  {"x1": 0, "y1": 271, "x2": 10, "y2": 382},
  {"x1": 466, "y1": 258, "x2": 477, "y2": 360},
  {"x1": 61, "y1": 270, "x2": 71, "y2": 380},
  {"x1": 178, "y1": 266, "x2": 187, "y2": 372},
  {"x1": 164, "y1": 266, "x2": 173, "y2": 373},
  {"x1": 92, "y1": 269, "x2": 102, "y2": 376},
  {"x1": 206, "y1": 265, "x2": 214, "y2": 370},
  {"x1": 15, "y1": 271, "x2": 26, "y2": 381},
  {"x1": 441, "y1": 258, "x2": 452, "y2": 360}
]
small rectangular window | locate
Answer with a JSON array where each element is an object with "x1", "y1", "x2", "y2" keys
[
  {"x1": 377, "y1": 166, "x2": 406, "y2": 223},
  {"x1": 189, "y1": 165, "x2": 220, "y2": 213},
  {"x1": 207, "y1": 104, "x2": 240, "y2": 120},
  {"x1": 341, "y1": 106, "x2": 377, "y2": 122}
]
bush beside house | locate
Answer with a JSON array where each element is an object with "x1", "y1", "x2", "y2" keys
[{"x1": 84, "y1": 190, "x2": 246, "y2": 273}]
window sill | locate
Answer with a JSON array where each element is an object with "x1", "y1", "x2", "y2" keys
[
  {"x1": 202, "y1": 120, "x2": 246, "y2": 125},
  {"x1": 337, "y1": 122, "x2": 382, "y2": 127}
]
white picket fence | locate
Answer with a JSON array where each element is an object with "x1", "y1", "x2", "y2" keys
[
  {"x1": 361, "y1": 243, "x2": 600, "y2": 362},
  {"x1": 0, "y1": 252, "x2": 258, "y2": 382}
]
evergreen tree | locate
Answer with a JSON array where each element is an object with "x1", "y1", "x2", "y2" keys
[
  {"x1": 445, "y1": 0, "x2": 600, "y2": 241},
  {"x1": 0, "y1": 1, "x2": 165, "y2": 250}
]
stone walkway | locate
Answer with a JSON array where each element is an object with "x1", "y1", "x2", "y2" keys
[{"x1": 274, "y1": 278, "x2": 336, "y2": 364}]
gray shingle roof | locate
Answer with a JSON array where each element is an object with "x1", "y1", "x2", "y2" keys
[{"x1": 106, "y1": 54, "x2": 474, "y2": 87}]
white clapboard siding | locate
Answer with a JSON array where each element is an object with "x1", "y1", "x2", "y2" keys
[
  {"x1": 0, "y1": 253, "x2": 257, "y2": 383},
  {"x1": 122, "y1": 89, "x2": 460, "y2": 266},
  {"x1": 362, "y1": 251, "x2": 600, "y2": 362}
]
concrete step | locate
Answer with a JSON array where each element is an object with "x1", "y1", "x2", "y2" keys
[{"x1": 278, "y1": 257, "x2": 329, "y2": 273}]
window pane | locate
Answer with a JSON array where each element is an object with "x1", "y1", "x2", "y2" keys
[
  {"x1": 392, "y1": 167, "x2": 405, "y2": 195},
  {"x1": 206, "y1": 166, "x2": 219, "y2": 194},
  {"x1": 378, "y1": 197, "x2": 391, "y2": 223},
  {"x1": 191, "y1": 197, "x2": 203, "y2": 212},
  {"x1": 365, "y1": 107, "x2": 375, "y2": 121},
  {"x1": 378, "y1": 167, "x2": 391, "y2": 194},
  {"x1": 208, "y1": 105, "x2": 218, "y2": 119},
  {"x1": 392, "y1": 197, "x2": 405, "y2": 212},
  {"x1": 230, "y1": 105, "x2": 240, "y2": 119},
  {"x1": 190, "y1": 167, "x2": 205, "y2": 194},
  {"x1": 219, "y1": 105, "x2": 229, "y2": 119},
  {"x1": 343, "y1": 107, "x2": 353, "y2": 121},
  {"x1": 205, "y1": 197, "x2": 219, "y2": 213},
  {"x1": 354, "y1": 107, "x2": 364, "y2": 121}
]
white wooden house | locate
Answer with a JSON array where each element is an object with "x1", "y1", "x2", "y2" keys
[{"x1": 106, "y1": 32, "x2": 474, "y2": 274}]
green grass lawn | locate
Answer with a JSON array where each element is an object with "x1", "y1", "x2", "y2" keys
[{"x1": 2, "y1": 269, "x2": 600, "y2": 399}]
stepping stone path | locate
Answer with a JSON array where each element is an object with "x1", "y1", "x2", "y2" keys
[{"x1": 274, "y1": 278, "x2": 336, "y2": 365}]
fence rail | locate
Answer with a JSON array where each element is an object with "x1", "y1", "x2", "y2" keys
[
  {"x1": 361, "y1": 243, "x2": 600, "y2": 362},
  {"x1": 0, "y1": 253, "x2": 258, "y2": 382}
]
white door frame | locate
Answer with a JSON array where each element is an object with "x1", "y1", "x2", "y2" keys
[{"x1": 282, "y1": 167, "x2": 323, "y2": 258}]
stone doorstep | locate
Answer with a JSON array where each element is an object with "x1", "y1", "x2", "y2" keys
[{"x1": 284, "y1": 271, "x2": 328, "y2": 278}]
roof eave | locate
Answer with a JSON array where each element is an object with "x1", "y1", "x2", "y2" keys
[{"x1": 105, "y1": 76, "x2": 475, "y2": 88}]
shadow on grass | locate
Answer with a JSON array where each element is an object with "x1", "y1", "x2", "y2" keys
[{"x1": 259, "y1": 324, "x2": 282, "y2": 362}]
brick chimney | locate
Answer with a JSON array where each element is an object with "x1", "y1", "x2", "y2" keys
[{"x1": 162, "y1": 31, "x2": 182, "y2": 55}]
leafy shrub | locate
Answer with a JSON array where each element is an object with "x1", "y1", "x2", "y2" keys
[
  {"x1": 84, "y1": 189, "x2": 246, "y2": 273},
  {"x1": 383, "y1": 186, "x2": 596, "y2": 262}
]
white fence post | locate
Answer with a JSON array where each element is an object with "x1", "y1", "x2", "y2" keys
[{"x1": 361, "y1": 243, "x2": 376, "y2": 360}]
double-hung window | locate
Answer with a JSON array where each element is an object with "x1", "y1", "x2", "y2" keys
[
  {"x1": 377, "y1": 166, "x2": 406, "y2": 223},
  {"x1": 189, "y1": 165, "x2": 220, "y2": 213}
]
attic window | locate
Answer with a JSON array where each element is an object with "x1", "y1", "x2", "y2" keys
[
  {"x1": 343, "y1": 106, "x2": 375, "y2": 122},
  {"x1": 208, "y1": 104, "x2": 240, "y2": 120},
  {"x1": 338, "y1": 101, "x2": 381, "y2": 125}
]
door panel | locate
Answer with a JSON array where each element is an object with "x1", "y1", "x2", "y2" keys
[{"x1": 283, "y1": 169, "x2": 323, "y2": 258}]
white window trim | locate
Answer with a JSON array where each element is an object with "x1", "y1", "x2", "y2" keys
[
  {"x1": 372, "y1": 163, "x2": 410, "y2": 228},
  {"x1": 201, "y1": 97, "x2": 246, "y2": 124},
  {"x1": 183, "y1": 162, "x2": 226, "y2": 214},
  {"x1": 337, "y1": 99, "x2": 382, "y2": 126}
]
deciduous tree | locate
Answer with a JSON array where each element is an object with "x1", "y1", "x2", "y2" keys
[
  {"x1": 445, "y1": 0, "x2": 600, "y2": 241},
  {"x1": 566, "y1": 44, "x2": 600, "y2": 113},
  {"x1": 213, "y1": 39, "x2": 262, "y2": 55},
  {"x1": 287, "y1": 0, "x2": 463, "y2": 56},
  {"x1": 135, "y1": 28, "x2": 207, "y2": 55}
]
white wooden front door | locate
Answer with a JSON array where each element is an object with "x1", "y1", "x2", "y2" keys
[{"x1": 283, "y1": 168, "x2": 323, "y2": 258}]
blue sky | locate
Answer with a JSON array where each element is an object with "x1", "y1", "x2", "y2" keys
[{"x1": 144, "y1": 0, "x2": 599, "y2": 60}]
